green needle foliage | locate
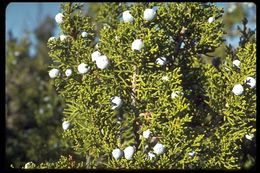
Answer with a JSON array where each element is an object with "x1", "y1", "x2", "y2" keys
[{"x1": 33, "y1": 2, "x2": 255, "y2": 169}]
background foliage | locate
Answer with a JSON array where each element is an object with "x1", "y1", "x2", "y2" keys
[{"x1": 5, "y1": 17, "x2": 72, "y2": 168}]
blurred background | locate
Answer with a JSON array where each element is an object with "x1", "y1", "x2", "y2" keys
[{"x1": 5, "y1": 2, "x2": 256, "y2": 168}]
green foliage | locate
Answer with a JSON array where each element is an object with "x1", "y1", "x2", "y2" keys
[
  {"x1": 34, "y1": 155, "x2": 86, "y2": 169},
  {"x1": 223, "y1": 3, "x2": 246, "y2": 37},
  {"x1": 223, "y1": 3, "x2": 255, "y2": 38},
  {"x1": 204, "y1": 3, "x2": 256, "y2": 64},
  {"x1": 41, "y1": 2, "x2": 255, "y2": 169},
  {"x1": 96, "y1": 3, "x2": 126, "y2": 30},
  {"x1": 237, "y1": 18, "x2": 256, "y2": 47}
]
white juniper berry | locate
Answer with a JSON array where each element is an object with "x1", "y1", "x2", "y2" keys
[
  {"x1": 232, "y1": 59, "x2": 241, "y2": 68},
  {"x1": 143, "y1": 129, "x2": 152, "y2": 139},
  {"x1": 55, "y1": 13, "x2": 64, "y2": 24},
  {"x1": 208, "y1": 17, "x2": 215, "y2": 23},
  {"x1": 95, "y1": 55, "x2": 110, "y2": 69},
  {"x1": 111, "y1": 96, "x2": 123, "y2": 110},
  {"x1": 245, "y1": 134, "x2": 254, "y2": 140},
  {"x1": 132, "y1": 39, "x2": 143, "y2": 51},
  {"x1": 153, "y1": 143, "x2": 165, "y2": 155},
  {"x1": 122, "y1": 10, "x2": 134, "y2": 23},
  {"x1": 81, "y1": 31, "x2": 88, "y2": 38},
  {"x1": 60, "y1": 34, "x2": 67, "y2": 41},
  {"x1": 162, "y1": 75, "x2": 169, "y2": 82},
  {"x1": 39, "y1": 108, "x2": 44, "y2": 114},
  {"x1": 232, "y1": 84, "x2": 244, "y2": 96},
  {"x1": 91, "y1": 51, "x2": 101, "y2": 62},
  {"x1": 78, "y1": 63, "x2": 90, "y2": 74},
  {"x1": 245, "y1": 77, "x2": 256, "y2": 89},
  {"x1": 180, "y1": 42, "x2": 185, "y2": 49},
  {"x1": 124, "y1": 146, "x2": 135, "y2": 160},
  {"x1": 24, "y1": 162, "x2": 35, "y2": 169},
  {"x1": 143, "y1": 8, "x2": 156, "y2": 21},
  {"x1": 188, "y1": 151, "x2": 195, "y2": 157},
  {"x1": 62, "y1": 121, "x2": 70, "y2": 130},
  {"x1": 112, "y1": 148, "x2": 123, "y2": 160},
  {"x1": 148, "y1": 152, "x2": 156, "y2": 160},
  {"x1": 48, "y1": 36, "x2": 56, "y2": 42},
  {"x1": 49, "y1": 68, "x2": 59, "y2": 78},
  {"x1": 14, "y1": 51, "x2": 20, "y2": 57},
  {"x1": 65, "y1": 69, "x2": 72, "y2": 77},
  {"x1": 155, "y1": 57, "x2": 167, "y2": 66},
  {"x1": 43, "y1": 96, "x2": 50, "y2": 102}
]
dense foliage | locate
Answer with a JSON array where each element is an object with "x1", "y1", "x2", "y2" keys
[{"x1": 38, "y1": 3, "x2": 255, "y2": 169}]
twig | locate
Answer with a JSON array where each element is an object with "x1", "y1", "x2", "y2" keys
[{"x1": 131, "y1": 65, "x2": 138, "y2": 106}]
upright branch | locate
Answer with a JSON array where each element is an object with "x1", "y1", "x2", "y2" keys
[
  {"x1": 131, "y1": 64, "x2": 138, "y2": 107},
  {"x1": 131, "y1": 64, "x2": 141, "y2": 146}
]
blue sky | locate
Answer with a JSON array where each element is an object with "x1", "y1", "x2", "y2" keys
[
  {"x1": 6, "y1": 3, "x2": 61, "y2": 56},
  {"x1": 6, "y1": 2, "x2": 61, "y2": 37},
  {"x1": 6, "y1": 2, "x2": 256, "y2": 56}
]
